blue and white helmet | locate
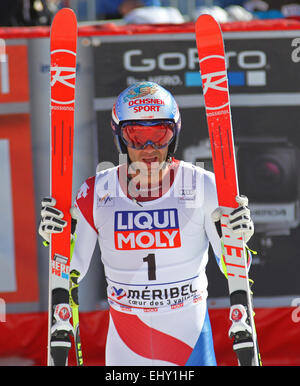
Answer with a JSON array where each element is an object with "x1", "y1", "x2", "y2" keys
[{"x1": 111, "y1": 81, "x2": 181, "y2": 155}]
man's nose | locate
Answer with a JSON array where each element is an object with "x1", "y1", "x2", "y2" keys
[{"x1": 143, "y1": 143, "x2": 155, "y2": 150}]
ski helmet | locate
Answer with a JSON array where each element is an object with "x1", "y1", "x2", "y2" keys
[{"x1": 111, "y1": 81, "x2": 181, "y2": 156}]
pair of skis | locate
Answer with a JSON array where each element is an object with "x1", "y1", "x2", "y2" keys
[
  {"x1": 195, "y1": 15, "x2": 262, "y2": 366},
  {"x1": 47, "y1": 9, "x2": 260, "y2": 366},
  {"x1": 48, "y1": 8, "x2": 82, "y2": 366}
]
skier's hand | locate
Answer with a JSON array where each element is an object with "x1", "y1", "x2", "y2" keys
[
  {"x1": 211, "y1": 195, "x2": 254, "y2": 243},
  {"x1": 70, "y1": 205, "x2": 79, "y2": 237},
  {"x1": 39, "y1": 197, "x2": 67, "y2": 244},
  {"x1": 38, "y1": 197, "x2": 79, "y2": 244}
]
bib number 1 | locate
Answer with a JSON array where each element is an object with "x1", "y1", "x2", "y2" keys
[{"x1": 143, "y1": 253, "x2": 156, "y2": 281}]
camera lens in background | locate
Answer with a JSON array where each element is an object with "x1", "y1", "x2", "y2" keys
[
  {"x1": 255, "y1": 159, "x2": 282, "y2": 187},
  {"x1": 237, "y1": 142, "x2": 299, "y2": 203}
]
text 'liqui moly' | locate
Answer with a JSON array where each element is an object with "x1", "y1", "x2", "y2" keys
[{"x1": 114, "y1": 209, "x2": 181, "y2": 250}]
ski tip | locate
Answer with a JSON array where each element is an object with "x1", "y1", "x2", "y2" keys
[
  {"x1": 50, "y1": 8, "x2": 78, "y2": 47},
  {"x1": 54, "y1": 7, "x2": 77, "y2": 20},
  {"x1": 196, "y1": 14, "x2": 215, "y2": 23},
  {"x1": 51, "y1": 8, "x2": 78, "y2": 31},
  {"x1": 195, "y1": 14, "x2": 221, "y2": 34}
]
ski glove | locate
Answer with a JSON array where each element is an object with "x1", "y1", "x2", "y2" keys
[
  {"x1": 211, "y1": 195, "x2": 254, "y2": 243},
  {"x1": 38, "y1": 196, "x2": 79, "y2": 245}
]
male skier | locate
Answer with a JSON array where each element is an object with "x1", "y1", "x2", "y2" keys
[{"x1": 39, "y1": 81, "x2": 254, "y2": 366}]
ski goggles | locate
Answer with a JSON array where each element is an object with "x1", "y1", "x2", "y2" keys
[{"x1": 120, "y1": 121, "x2": 175, "y2": 150}]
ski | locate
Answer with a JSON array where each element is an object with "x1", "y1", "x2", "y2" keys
[
  {"x1": 195, "y1": 14, "x2": 261, "y2": 366},
  {"x1": 48, "y1": 8, "x2": 78, "y2": 366}
]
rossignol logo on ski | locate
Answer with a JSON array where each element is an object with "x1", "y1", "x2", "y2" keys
[
  {"x1": 50, "y1": 49, "x2": 76, "y2": 109},
  {"x1": 114, "y1": 209, "x2": 181, "y2": 250},
  {"x1": 199, "y1": 55, "x2": 229, "y2": 113}
]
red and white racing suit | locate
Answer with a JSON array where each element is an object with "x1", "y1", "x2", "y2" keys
[{"x1": 70, "y1": 159, "x2": 223, "y2": 366}]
